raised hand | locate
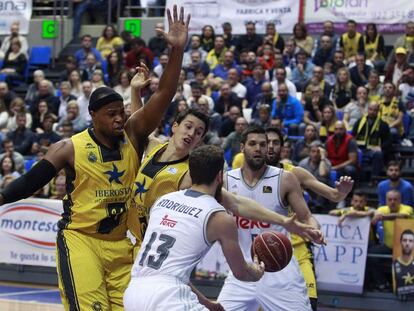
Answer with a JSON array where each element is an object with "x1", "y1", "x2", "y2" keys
[
  {"x1": 131, "y1": 62, "x2": 151, "y2": 90},
  {"x1": 156, "y1": 5, "x2": 190, "y2": 50},
  {"x1": 335, "y1": 176, "x2": 354, "y2": 197},
  {"x1": 284, "y1": 214, "x2": 326, "y2": 244}
]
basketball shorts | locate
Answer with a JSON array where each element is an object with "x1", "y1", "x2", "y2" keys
[
  {"x1": 56, "y1": 230, "x2": 134, "y2": 311},
  {"x1": 294, "y1": 241, "x2": 317, "y2": 299},
  {"x1": 124, "y1": 276, "x2": 208, "y2": 311},
  {"x1": 217, "y1": 257, "x2": 311, "y2": 311}
]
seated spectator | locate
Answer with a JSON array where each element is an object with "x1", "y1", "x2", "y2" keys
[
  {"x1": 326, "y1": 120, "x2": 358, "y2": 181},
  {"x1": 369, "y1": 190, "x2": 413, "y2": 289},
  {"x1": 332, "y1": 50, "x2": 346, "y2": 75},
  {"x1": 58, "y1": 101, "x2": 88, "y2": 134},
  {"x1": 187, "y1": 83, "x2": 214, "y2": 112},
  {"x1": 313, "y1": 35, "x2": 335, "y2": 67},
  {"x1": 125, "y1": 38, "x2": 153, "y2": 70},
  {"x1": 243, "y1": 63, "x2": 267, "y2": 107},
  {"x1": 34, "y1": 114, "x2": 61, "y2": 150},
  {"x1": 349, "y1": 53, "x2": 372, "y2": 87},
  {"x1": 96, "y1": 25, "x2": 123, "y2": 59},
  {"x1": 291, "y1": 50, "x2": 314, "y2": 92},
  {"x1": 366, "y1": 69, "x2": 383, "y2": 102},
  {"x1": 394, "y1": 21, "x2": 414, "y2": 53},
  {"x1": 329, "y1": 191, "x2": 374, "y2": 225},
  {"x1": 385, "y1": 47, "x2": 409, "y2": 86},
  {"x1": 339, "y1": 19, "x2": 364, "y2": 63},
  {"x1": 283, "y1": 38, "x2": 298, "y2": 69},
  {"x1": 81, "y1": 53, "x2": 101, "y2": 82},
  {"x1": 60, "y1": 56, "x2": 77, "y2": 82},
  {"x1": 293, "y1": 124, "x2": 318, "y2": 163},
  {"x1": 398, "y1": 64, "x2": 414, "y2": 109},
  {"x1": 183, "y1": 35, "x2": 207, "y2": 67},
  {"x1": 196, "y1": 97, "x2": 221, "y2": 144},
  {"x1": 113, "y1": 70, "x2": 132, "y2": 104},
  {"x1": 200, "y1": 25, "x2": 215, "y2": 52},
  {"x1": 165, "y1": 97, "x2": 189, "y2": 128},
  {"x1": 265, "y1": 22, "x2": 285, "y2": 53},
  {"x1": 364, "y1": 23, "x2": 385, "y2": 71},
  {"x1": 184, "y1": 50, "x2": 210, "y2": 81},
  {"x1": 212, "y1": 50, "x2": 240, "y2": 80},
  {"x1": 379, "y1": 81, "x2": 404, "y2": 142},
  {"x1": 269, "y1": 51, "x2": 292, "y2": 80},
  {"x1": 227, "y1": 68, "x2": 247, "y2": 100},
  {"x1": 148, "y1": 22, "x2": 168, "y2": 58},
  {"x1": 323, "y1": 61, "x2": 336, "y2": 86},
  {"x1": 353, "y1": 102, "x2": 392, "y2": 178},
  {"x1": 0, "y1": 22, "x2": 28, "y2": 59},
  {"x1": 236, "y1": 21, "x2": 262, "y2": 53},
  {"x1": 143, "y1": 77, "x2": 160, "y2": 104},
  {"x1": 251, "y1": 82, "x2": 275, "y2": 121},
  {"x1": 318, "y1": 104, "x2": 337, "y2": 142},
  {"x1": 0, "y1": 38, "x2": 27, "y2": 87},
  {"x1": 0, "y1": 139, "x2": 24, "y2": 173},
  {"x1": 214, "y1": 82, "x2": 242, "y2": 118},
  {"x1": 31, "y1": 80, "x2": 60, "y2": 116},
  {"x1": 153, "y1": 53, "x2": 169, "y2": 78},
  {"x1": 74, "y1": 34, "x2": 103, "y2": 71},
  {"x1": 271, "y1": 83, "x2": 304, "y2": 135},
  {"x1": 304, "y1": 85, "x2": 332, "y2": 127},
  {"x1": 313, "y1": 20, "x2": 340, "y2": 54},
  {"x1": 377, "y1": 161, "x2": 414, "y2": 207},
  {"x1": 223, "y1": 117, "x2": 248, "y2": 164},
  {"x1": 0, "y1": 82, "x2": 16, "y2": 111},
  {"x1": 91, "y1": 69, "x2": 106, "y2": 89},
  {"x1": 251, "y1": 104, "x2": 272, "y2": 128},
  {"x1": 219, "y1": 105, "x2": 242, "y2": 138},
  {"x1": 58, "y1": 121, "x2": 75, "y2": 139},
  {"x1": 6, "y1": 113, "x2": 36, "y2": 156},
  {"x1": 257, "y1": 42, "x2": 275, "y2": 78},
  {"x1": 69, "y1": 70, "x2": 83, "y2": 98},
  {"x1": 58, "y1": 81, "x2": 77, "y2": 120},
  {"x1": 303, "y1": 66, "x2": 332, "y2": 100},
  {"x1": 50, "y1": 174, "x2": 66, "y2": 200},
  {"x1": 270, "y1": 67, "x2": 296, "y2": 98},
  {"x1": 299, "y1": 140, "x2": 332, "y2": 213},
  {"x1": 239, "y1": 50, "x2": 257, "y2": 79},
  {"x1": 106, "y1": 51, "x2": 123, "y2": 87},
  {"x1": 222, "y1": 22, "x2": 237, "y2": 50},
  {"x1": 332, "y1": 67, "x2": 357, "y2": 109},
  {"x1": 31, "y1": 100, "x2": 56, "y2": 133},
  {"x1": 292, "y1": 22, "x2": 313, "y2": 56},
  {"x1": 25, "y1": 70, "x2": 45, "y2": 105},
  {"x1": 0, "y1": 155, "x2": 20, "y2": 187},
  {"x1": 3, "y1": 97, "x2": 32, "y2": 133},
  {"x1": 280, "y1": 140, "x2": 293, "y2": 164},
  {"x1": 77, "y1": 81, "x2": 93, "y2": 124},
  {"x1": 175, "y1": 69, "x2": 191, "y2": 100},
  {"x1": 206, "y1": 36, "x2": 227, "y2": 70},
  {"x1": 344, "y1": 86, "x2": 368, "y2": 129}
]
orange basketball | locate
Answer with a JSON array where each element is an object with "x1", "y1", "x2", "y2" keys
[{"x1": 251, "y1": 231, "x2": 293, "y2": 272}]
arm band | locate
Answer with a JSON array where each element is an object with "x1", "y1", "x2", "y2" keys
[{"x1": 1, "y1": 159, "x2": 57, "y2": 204}]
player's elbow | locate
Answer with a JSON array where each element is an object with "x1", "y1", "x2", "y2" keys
[{"x1": 233, "y1": 268, "x2": 249, "y2": 281}]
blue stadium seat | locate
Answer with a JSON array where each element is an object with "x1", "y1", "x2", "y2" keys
[
  {"x1": 336, "y1": 110, "x2": 344, "y2": 121},
  {"x1": 376, "y1": 221, "x2": 384, "y2": 244},
  {"x1": 24, "y1": 158, "x2": 36, "y2": 172},
  {"x1": 25, "y1": 46, "x2": 52, "y2": 80},
  {"x1": 224, "y1": 148, "x2": 233, "y2": 168},
  {"x1": 330, "y1": 170, "x2": 337, "y2": 186}
]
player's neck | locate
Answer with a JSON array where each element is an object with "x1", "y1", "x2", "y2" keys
[
  {"x1": 190, "y1": 184, "x2": 216, "y2": 197},
  {"x1": 400, "y1": 254, "x2": 413, "y2": 265},
  {"x1": 160, "y1": 141, "x2": 188, "y2": 161},
  {"x1": 241, "y1": 164, "x2": 268, "y2": 187}
]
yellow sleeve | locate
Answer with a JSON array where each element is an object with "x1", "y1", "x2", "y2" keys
[
  {"x1": 96, "y1": 37, "x2": 104, "y2": 51},
  {"x1": 112, "y1": 37, "x2": 124, "y2": 48},
  {"x1": 400, "y1": 204, "x2": 413, "y2": 216},
  {"x1": 232, "y1": 153, "x2": 244, "y2": 169}
]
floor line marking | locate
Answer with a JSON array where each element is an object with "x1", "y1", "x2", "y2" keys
[{"x1": 0, "y1": 289, "x2": 59, "y2": 297}]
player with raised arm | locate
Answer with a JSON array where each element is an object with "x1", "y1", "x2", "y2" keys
[
  {"x1": 0, "y1": 6, "x2": 190, "y2": 310},
  {"x1": 124, "y1": 145, "x2": 265, "y2": 311}
]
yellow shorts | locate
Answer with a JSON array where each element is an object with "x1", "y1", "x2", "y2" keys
[
  {"x1": 56, "y1": 230, "x2": 133, "y2": 311},
  {"x1": 293, "y1": 236, "x2": 317, "y2": 299}
]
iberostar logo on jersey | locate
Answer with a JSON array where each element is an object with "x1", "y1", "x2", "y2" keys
[{"x1": 94, "y1": 163, "x2": 132, "y2": 203}]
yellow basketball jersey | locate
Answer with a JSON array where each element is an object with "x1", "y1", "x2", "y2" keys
[
  {"x1": 58, "y1": 128, "x2": 138, "y2": 240},
  {"x1": 128, "y1": 142, "x2": 189, "y2": 242}
]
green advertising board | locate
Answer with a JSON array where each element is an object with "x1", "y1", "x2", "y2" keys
[
  {"x1": 124, "y1": 19, "x2": 141, "y2": 37},
  {"x1": 42, "y1": 20, "x2": 58, "y2": 39}
]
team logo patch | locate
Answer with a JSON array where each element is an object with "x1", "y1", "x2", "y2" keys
[
  {"x1": 92, "y1": 301, "x2": 102, "y2": 311},
  {"x1": 85, "y1": 142, "x2": 95, "y2": 149},
  {"x1": 263, "y1": 186, "x2": 272, "y2": 193},
  {"x1": 88, "y1": 152, "x2": 97, "y2": 163},
  {"x1": 167, "y1": 167, "x2": 177, "y2": 174}
]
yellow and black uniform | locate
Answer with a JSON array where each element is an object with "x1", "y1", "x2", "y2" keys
[
  {"x1": 57, "y1": 128, "x2": 138, "y2": 311},
  {"x1": 128, "y1": 142, "x2": 189, "y2": 246},
  {"x1": 392, "y1": 256, "x2": 414, "y2": 295},
  {"x1": 379, "y1": 96, "x2": 404, "y2": 135},
  {"x1": 340, "y1": 32, "x2": 364, "y2": 60},
  {"x1": 364, "y1": 34, "x2": 385, "y2": 61}
]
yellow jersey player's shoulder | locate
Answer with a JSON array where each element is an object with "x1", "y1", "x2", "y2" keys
[{"x1": 281, "y1": 162, "x2": 296, "y2": 172}]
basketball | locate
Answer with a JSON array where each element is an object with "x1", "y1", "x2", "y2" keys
[{"x1": 251, "y1": 231, "x2": 293, "y2": 272}]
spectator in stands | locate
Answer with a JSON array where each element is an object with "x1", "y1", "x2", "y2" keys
[
  {"x1": 323, "y1": 61, "x2": 336, "y2": 86},
  {"x1": 350, "y1": 53, "x2": 372, "y2": 87},
  {"x1": 244, "y1": 63, "x2": 267, "y2": 107},
  {"x1": 220, "y1": 105, "x2": 242, "y2": 138},
  {"x1": 68, "y1": 70, "x2": 83, "y2": 98},
  {"x1": 236, "y1": 21, "x2": 262, "y2": 53},
  {"x1": 50, "y1": 174, "x2": 66, "y2": 200},
  {"x1": 265, "y1": 22, "x2": 284, "y2": 53},
  {"x1": 270, "y1": 67, "x2": 297, "y2": 97},
  {"x1": 0, "y1": 22, "x2": 28, "y2": 59},
  {"x1": 332, "y1": 50, "x2": 346, "y2": 75},
  {"x1": 58, "y1": 121, "x2": 75, "y2": 139},
  {"x1": 369, "y1": 190, "x2": 413, "y2": 290},
  {"x1": 212, "y1": 50, "x2": 239, "y2": 80},
  {"x1": 280, "y1": 140, "x2": 293, "y2": 164},
  {"x1": 340, "y1": 19, "x2": 364, "y2": 63},
  {"x1": 31, "y1": 100, "x2": 56, "y2": 134},
  {"x1": 0, "y1": 82, "x2": 16, "y2": 112},
  {"x1": 206, "y1": 36, "x2": 227, "y2": 70},
  {"x1": 299, "y1": 140, "x2": 332, "y2": 212},
  {"x1": 326, "y1": 120, "x2": 358, "y2": 181},
  {"x1": 96, "y1": 25, "x2": 123, "y2": 59},
  {"x1": 291, "y1": 49, "x2": 314, "y2": 92},
  {"x1": 227, "y1": 68, "x2": 247, "y2": 100},
  {"x1": 0, "y1": 38, "x2": 27, "y2": 87},
  {"x1": 283, "y1": 38, "x2": 298, "y2": 69},
  {"x1": 125, "y1": 38, "x2": 153, "y2": 70},
  {"x1": 195, "y1": 97, "x2": 221, "y2": 142},
  {"x1": 0, "y1": 155, "x2": 20, "y2": 187},
  {"x1": 318, "y1": 104, "x2": 337, "y2": 142},
  {"x1": 35, "y1": 114, "x2": 61, "y2": 149},
  {"x1": 81, "y1": 53, "x2": 101, "y2": 81},
  {"x1": 293, "y1": 124, "x2": 318, "y2": 163},
  {"x1": 313, "y1": 20, "x2": 340, "y2": 54},
  {"x1": 344, "y1": 86, "x2": 368, "y2": 129},
  {"x1": 223, "y1": 116, "x2": 248, "y2": 163},
  {"x1": 184, "y1": 51, "x2": 210, "y2": 81},
  {"x1": 214, "y1": 82, "x2": 242, "y2": 117},
  {"x1": 303, "y1": 66, "x2": 332, "y2": 100},
  {"x1": 271, "y1": 51, "x2": 292, "y2": 80},
  {"x1": 398, "y1": 64, "x2": 414, "y2": 109},
  {"x1": 377, "y1": 161, "x2": 414, "y2": 207},
  {"x1": 77, "y1": 81, "x2": 93, "y2": 124},
  {"x1": 106, "y1": 51, "x2": 123, "y2": 87},
  {"x1": 292, "y1": 22, "x2": 313, "y2": 56},
  {"x1": 31, "y1": 80, "x2": 60, "y2": 116},
  {"x1": 385, "y1": 47, "x2": 409, "y2": 86},
  {"x1": 186, "y1": 82, "x2": 213, "y2": 111},
  {"x1": 91, "y1": 69, "x2": 106, "y2": 88},
  {"x1": 313, "y1": 35, "x2": 335, "y2": 67},
  {"x1": 364, "y1": 23, "x2": 385, "y2": 71},
  {"x1": 74, "y1": 34, "x2": 102, "y2": 71},
  {"x1": 239, "y1": 50, "x2": 257, "y2": 79},
  {"x1": 143, "y1": 77, "x2": 160, "y2": 104},
  {"x1": 329, "y1": 191, "x2": 374, "y2": 225},
  {"x1": 147, "y1": 22, "x2": 167, "y2": 58},
  {"x1": 353, "y1": 101, "x2": 391, "y2": 178},
  {"x1": 251, "y1": 104, "x2": 272, "y2": 128},
  {"x1": 113, "y1": 70, "x2": 132, "y2": 104},
  {"x1": 25, "y1": 70, "x2": 45, "y2": 105},
  {"x1": 0, "y1": 139, "x2": 24, "y2": 173},
  {"x1": 58, "y1": 81, "x2": 77, "y2": 120},
  {"x1": 257, "y1": 42, "x2": 275, "y2": 78},
  {"x1": 2, "y1": 97, "x2": 32, "y2": 133},
  {"x1": 332, "y1": 67, "x2": 357, "y2": 109},
  {"x1": 153, "y1": 53, "x2": 169, "y2": 78},
  {"x1": 251, "y1": 82, "x2": 275, "y2": 121},
  {"x1": 271, "y1": 83, "x2": 304, "y2": 135},
  {"x1": 200, "y1": 25, "x2": 215, "y2": 52},
  {"x1": 379, "y1": 81, "x2": 404, "y2": 142},
  {"x1": 394, "y1": 21, "x2": 414, "y2": 53},
  {"x1": 366, "y1": 70, "x2": 383, "y2": 102},
  {"x1": 60, "y1": 56, "x2": 77, "y2": 82},
  {"x1": 183, "y1": 35, "x2": 207, "y2": 68},
  {"x1": 58, "y1": 101, "x2": 87, "y2": 134},
  {"x1": 6, "y1": 113, "x2": 35, "y2": 156},
  {"x1": 304, "y1": 85, "x2": 332, "y2": 127},
  {"x1": 222, "y1": 22, "x2": 237, "y2": 50},
  {"x1": 175, "y1": 69, "x2": 191, "y2": 100}
]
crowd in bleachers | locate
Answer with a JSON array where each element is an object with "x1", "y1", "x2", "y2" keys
[{"x1": 0, "y1": 15, "x2": 413, "y2": 292}]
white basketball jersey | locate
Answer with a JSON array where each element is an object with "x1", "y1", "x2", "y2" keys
[
  {"x1": 131, "y1": 189, "x2": 225, "y2": 283},
  {"x1": 226, "y1": 166, "x2": 288, "y2": 263}
]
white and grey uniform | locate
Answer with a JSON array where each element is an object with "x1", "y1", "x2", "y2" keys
[
  {"x1": 217, "y1": 166, "x2": 311, "y2": 311},
  {"x1": 124, "y1": 189, "x2": 225, "y2": 311}
]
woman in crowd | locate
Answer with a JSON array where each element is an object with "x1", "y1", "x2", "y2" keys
[
  {"x1": 68, "y1": 70, "x2": 83, "y2": 98},
  {"x1": 0, "y1": 155, "x2": 20, "y2": 187},
  {"x1": 57, "y1": 100, "x2": 87, "y2": 133},
  {"x1": 0, "y1": 38, "x2": 27, "y2": 86},
  {"x1": 0, "y1": 97, "x2": 32, "y2": 133},
  {"x1": 200, "y1": 25, "x2": 215, "y2": 52},
  {"x1": 318, "y1": 104, "x2": 337, "y2": 142},
  {"x1": 106, "y1": 51, "x2": 123, "y2": 87},
  {"x1": 292, "y1": 22, "x2": 314, "y2": 56},
  {"x1": 332, "y1": 67, "x2": 356, "y2": 109},
  {"x1": 365, "y1": 69, "x2": 383, "y2": 102},
  {"x1": 96, "y1": 25, "x2": 123, "y2": 59},
  {"x1": 91, "y1": 69, "x2": 106, "y2": 89},
  {"x1": 31, "y1": 100, "x2": 56, "y2": 133},
  {"x1": 364, "y1": 23, "x2": 385, "y2": 71},
  {"x1": 114, "y1": 70, "x2": 132, "y2": 104}
]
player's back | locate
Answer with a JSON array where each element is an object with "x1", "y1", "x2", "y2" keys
[{"x1": 131, "y1": 189, "x2": 225, "y2": 283}]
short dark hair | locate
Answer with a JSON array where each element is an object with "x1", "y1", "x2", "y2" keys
[
  {"x1": 1, "y1": 138, "x2": 12, "y2": 148},
  {"x1": 387, "y1": 160, "x2": 401, "y2": 169},
  {"x1": 347, "y1": 19, "x2": 357, "y2": 25},
  {"x1": 400, "y1": 229, "x2": 414, "y2": 241},
  {"x1": 174, "y1": 108, "x2": 210, "y2": 136},
  {"x1": 353, "y1": 189, "x2": 367, "y2": 199},
  {"x1": 81, "y1": 34, "x2": 92, "y2": 40},
  {"x1": 241, "y1": 125, "x2": 266, "y2": 144},
  {"x1": 265, "y1": 127, "x2": 284, "y2": 146},
  {"x1": 189, "y1": 145, "x2": 224, "y2": 185}
]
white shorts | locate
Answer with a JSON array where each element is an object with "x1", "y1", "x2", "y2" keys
[
  {"x1": 124, "y1": 276, "x2": 208, "y2": 311},
  {"x1": 217, "y1": 257, "x2": 311, "y2": 311}
]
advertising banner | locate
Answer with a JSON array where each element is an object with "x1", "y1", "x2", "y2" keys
[{"x1": 0, "y1": 0, "x2": 32, "y2": 35}]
